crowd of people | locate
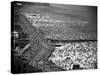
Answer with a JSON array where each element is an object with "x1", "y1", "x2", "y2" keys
[{"x1": 49, "y1": 41, "x2": 97, "y2": 70}]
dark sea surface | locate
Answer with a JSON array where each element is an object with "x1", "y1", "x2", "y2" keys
[{"x1": 14, "y1": 2, "x2": 97, "y2": 40}]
